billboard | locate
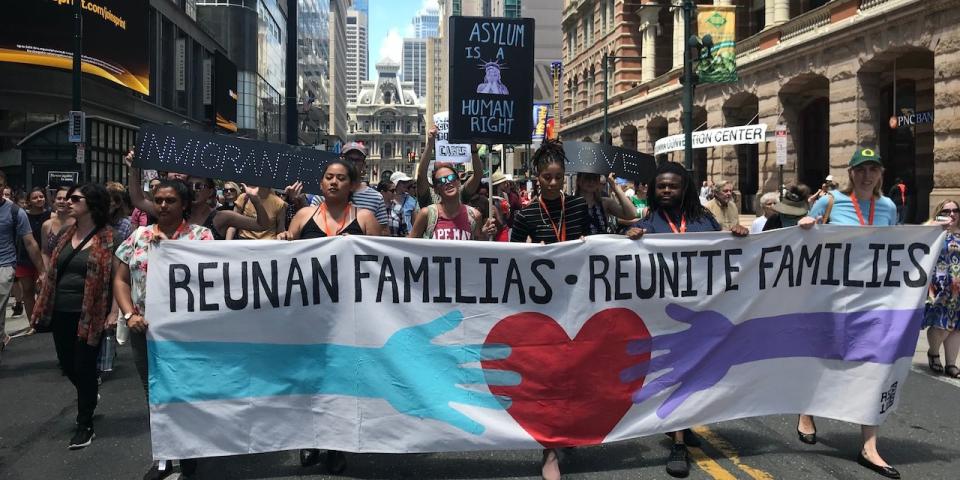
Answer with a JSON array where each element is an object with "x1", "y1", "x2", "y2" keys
[
  {"x1": 0, "y1": 0, "x2": 149, "y2": 94},
  {"x1": 214, "y1": 51, "x2": 238, "y2": 132}
]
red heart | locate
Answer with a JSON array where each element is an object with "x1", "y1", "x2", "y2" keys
[{"x1": 482, "y1": 308, "x2": 651, "y2": 448}]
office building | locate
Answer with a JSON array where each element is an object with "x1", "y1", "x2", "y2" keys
[
  {"x1": 346, "y1": 7, "x2": 369, "y2": 103},
  {"x1": 402, "y1": 38, "x2": 428, "y2": 101}
]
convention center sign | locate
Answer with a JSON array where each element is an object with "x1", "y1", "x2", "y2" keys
[
  {"x1": 448, "y1": 16, "x2": 535, "y2": 145},
  {"x1": 0, "y1": 0, "x2": 150, "y2": 94}
]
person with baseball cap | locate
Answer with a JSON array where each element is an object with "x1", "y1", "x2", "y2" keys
[
  {"x1": 388, "y1": 171, "x2": 418, "y2": 237},
  {"x1": 341, "y1": 142, "x2": 388, "y2": 235}
]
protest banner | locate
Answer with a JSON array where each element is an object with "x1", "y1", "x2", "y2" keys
[
  {"x1": 563, "y1": 141, "x2": 657, "y2": 184},
  {"x1": 145, "y1": 226, "x2": 942, "y2": 460},
  {"x1": 654, "y1": 124, "x2": 768, "y2": 156},
  {"x1": 448, "y1": 16, "x2": 536, "y2": 145},
  {"x1": 434, "y1": 112, "x2": 471, "y2": 163},
  {"x1": 133, "y1": 124, "x2": 339, "y2": 193}
]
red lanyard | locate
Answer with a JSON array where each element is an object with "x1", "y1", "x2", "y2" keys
[
  {"x1": 849, "y1": 193, "x2": 875, "y2": 226},
  {"x1": 662, "y1": 211, "x2": 687, "y2": 233},
  {"x1": 320, "y1": 203, "x2": 351, "y2": 237},
  {"x1": 538, "y1": 194, "x2": 566, "y2": 242}
]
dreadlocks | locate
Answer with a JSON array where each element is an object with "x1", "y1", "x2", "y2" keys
[
  {"x1": 531, "y1": 139, "x2": 566, "y2": 175},
  {"x1": 646, "y1": 161, "x2": 710, "y2": 221}
]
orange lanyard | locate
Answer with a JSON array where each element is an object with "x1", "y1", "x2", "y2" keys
[
  {"x1": 662, "y1": 211, "x2": 687, "y2": 233},
  {"x1": 849, "y1": 193, "x2": 875, "y2": 226},
  {"x1": 320, "y1": 203, "x2": 351, "y2": 237},
  {"x1": 538, "y1": 194, "x2": 566, "y2": 242}
]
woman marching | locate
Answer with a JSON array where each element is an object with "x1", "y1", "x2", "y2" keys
[
  {"x1": 575, "y1": 172, "x2": 637, "y2": 236},
  {"x1": 31, "y1": 183, "x2": 118, "y2": 449},
  {"x1": 508, "y1": 140, "x2": 589, "y2": 480},
  {"x1": 626, "y1": 161, "x2": 748, "y2": 478},
  {"x1": 409, "y1": 162, "x2": 497, "y2": 240},
  {"x1": 924, "y1": 199, "x2": 960, "y2": 379},
  {"x1": 278, "y1": 160, "x2": 379, "y2": 474},
  {"x1": 798, "y1": 148, "x2": 901, "y2": 479},
  {"x1": 16, "y1": 187, "x2": 51, "y2": 321},
  {"x1": 114, "y1": 179, "x2": 215, "y2": 479}
]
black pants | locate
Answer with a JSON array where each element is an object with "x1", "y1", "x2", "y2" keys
[{"x1": 52, "y1": 311, "x2": 101, "y2": 428}]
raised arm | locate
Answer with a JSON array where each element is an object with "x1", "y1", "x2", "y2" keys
[
  {"x1": 213, "y1": 186, "x2": 271, "y2": 233},
  {"x1": 601, "y1": 173, "x2": 637, "y2": 220},
  {"x1": 416, "y1": 126, "x2": 438, "y2": 202},
  {"x1": 124, "y1": 150, "x2": 158, "y2": 217},
  {"x1": 462, "y1": 145, "x2": 484, "y2": 199}
]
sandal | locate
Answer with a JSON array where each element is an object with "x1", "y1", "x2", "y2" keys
[
  {"x1": 946, "y1": 365, "x2": 960, "y2": 378},
  {"x1": 928, "y1": 353, "x2": 944, "y2": 374}
]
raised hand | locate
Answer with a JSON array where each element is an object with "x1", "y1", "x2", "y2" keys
[
  {"x1": 620, "y1": 304, "x2": 737, "y2": 418},
  {"x1": 358, "y1": 310, "x2": 518, "y2": 435},
  {"x1": 123, "y1": 148, "x2": 135, "y2": 167},
  {"x1": 245, "y1": 183, "x2": 262, "y2": 198}
]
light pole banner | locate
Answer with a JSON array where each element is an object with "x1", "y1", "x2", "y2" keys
[
  {"x1": 434, "y1": 112, "x2": 471, "y2": 163},
  {"x1": 697, "y1": 5, "x2": 738, "y2": 84},
  {"x1": 145, "y1": 227, "x2": 942, "y2": 460},
  {"x1": 654, "y1": 124, "x2": 768, "y2": 156}
]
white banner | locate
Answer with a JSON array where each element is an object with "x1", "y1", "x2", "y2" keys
[
  {"x1": 145, "y1": 226, "x2": 943, "y2": 460},
  {"x1": 654, "y1": 124, "x2": 768, "y2": 156},
  {"x1": 434, "y1": 112, "x2": 471, "y2": 163}
]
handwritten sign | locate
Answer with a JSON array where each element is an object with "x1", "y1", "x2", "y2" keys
[
  {"x1": 133, "y1": 124, "x2": 338, "y2": 193},
  {"x1": 563, "y1": 141, "x2": 657, "y2": 184},
  {"x1": 434, "y1": 112, "x2": 471, "y2": 163},
  {"x1": 448, "y1": 16, "x2": 535, "y2": 145}
]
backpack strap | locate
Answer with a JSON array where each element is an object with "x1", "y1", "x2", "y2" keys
[
  {"x1": 424, "y1": 204, "x2": 439, "y2": 239},
  {"x1": 821, "y1": 192, "x2": 835, "y2": 225},
  {"x1": 466, "y1": 206, "x2": 481, "y2": 236}
]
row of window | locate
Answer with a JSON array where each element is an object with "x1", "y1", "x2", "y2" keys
[{"x1": 566, "y1": 0, "x2": 615, "y2": 60}]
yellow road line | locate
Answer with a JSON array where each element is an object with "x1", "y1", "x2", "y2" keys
[
  {"x1": 687, "y1": 446, "x2": 739, "y2": 480},
  {"x1": 694, "y1": 426, "x2": 775, "y2": 480}
]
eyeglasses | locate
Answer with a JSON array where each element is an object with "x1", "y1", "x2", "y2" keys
[
  {"x1": 940, "y1": 208, "x2": 960, "y2": 215},
  {"x1": 68, "y1": 195, "x2": 85, "y2": 203},
  {"x1": 155, "y1": 197, "x2": 179, "y2": 205},
  {"x1": 190, "y1": 183, "x2": 209, "y2": 191},
  {"x1": 435, "y1": 173, "x2": 459, "y2": 185}
]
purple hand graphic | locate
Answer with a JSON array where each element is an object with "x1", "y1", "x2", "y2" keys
[{"x1": 620, "y1": 304, "x2": 923, "y2": 419}]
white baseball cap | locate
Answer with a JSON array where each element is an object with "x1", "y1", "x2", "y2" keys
[{"x1": 390, "y1": 171, "x2": 413, "y2": 183}]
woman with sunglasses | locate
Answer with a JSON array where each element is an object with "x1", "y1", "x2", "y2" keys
[
  {"x1": 218, "y1": 181, "x2": 241, "y2": 211},
  {"x1": 114, "y1": 179, "x2": 214, "y2": 479},
  {"x1": 409, "y1": 163, "x2": 496, "y2": 240},
  {"x1": 32, "y1": 184, "x2": 118, "y2": 450},
  {"x1": 183, "y1": 177, "x2": 271, "y2": 240},
  {"x1": 923, "y1": 199, "x2": 960, "y2": 379}
]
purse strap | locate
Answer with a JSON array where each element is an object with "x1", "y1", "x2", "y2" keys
[{"x1": 56, "y1": 228, "x2": 100, "y2": 285}]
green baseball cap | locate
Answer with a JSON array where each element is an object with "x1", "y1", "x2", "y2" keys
[{"x1": 849, "y1": 148, "x2": 882, "y2": 168}]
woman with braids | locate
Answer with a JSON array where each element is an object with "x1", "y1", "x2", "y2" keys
[
  {"x1": 508, "y1": 140, "x2": 589, "y2": 480},
  {"x1": 626, "y1": 161, "x2": 747, "y2": 478}
]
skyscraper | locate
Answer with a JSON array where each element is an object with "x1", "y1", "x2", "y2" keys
[
  {"x1": 412, "y1": 5, "x2": 440, "y2": 38},
  {"x1": 346, "y1": 7, "x2": 369, "y2": 103},
  {"x1": 402, "y1": 38, "x2": 428, "y2": 101}
]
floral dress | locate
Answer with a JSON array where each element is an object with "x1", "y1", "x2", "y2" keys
[
  {"x1": 115, "y1": 222, "x2": 214, "y2": 316},
  {"x1": 924, "y1": 232, "x2": 960, "y2": 330}
]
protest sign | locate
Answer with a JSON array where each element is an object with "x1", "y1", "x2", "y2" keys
[
  {"x1": 145, "y1": 227, "x2": 941, "y2": 459},
  {"x1": 134, "y1": 124, "x2": 339, "y2": 193},
  {"x1": 448, "y1": 16, "x2": 535, "y2": 145},
  {"x1": 563, "y1": 141, "x2": 657, "y2": 184},
  {"x1": 434, "y1": 112, "x2": 471, "y2": 163}
]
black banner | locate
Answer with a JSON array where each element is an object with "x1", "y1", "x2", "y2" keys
[
  {"x1": 448, "y1": 16, "x2": 535, "y2": 145},
  {"x1": 0, "y1": 0, "x2": 149, "y2": 94},
  {"x1": 562, "y1": 142, "x2": 657, "y2": 184},
  {"x1": 134, "y1": 124, "x2": 338, "y2": 193}
]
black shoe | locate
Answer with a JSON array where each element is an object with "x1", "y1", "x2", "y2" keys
[
  {"x1": 68, "y1": 426, "x2": 95, "y2": 450},
  {"x1": 11, "y1": 301, "x2": 23, "y2": 316},
  {"x1": 143, "y1": 461, "x2": 174, "y2": 480},
  {"x1": 300, "y1": 448, "x2": 321, "y2": 467},
  {"x1": 665, "y1": 444, "x2": 690, "y2": 478},
  {"x1": 857, "y1": 452, "x2": 900, "y2": 479},
  {"x1": 682, "y1": 428, "x2": 701, "y2": 448},
  {"x1": 797, "y1": 417, "x2": 817, "y2": 445},
  {"x1": 325, "y1": 450, "x2": 347, "y2": 474},
  {"x1": 180, "y1": 458, "x2": 198, "y2": 477}
]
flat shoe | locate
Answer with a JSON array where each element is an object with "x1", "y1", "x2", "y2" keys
[
  {"x1": 796, "y1": 416, "x2": 817, "y2": 445},
  {"x1": 946, "y1": 365, "x2": 960, "y2": 378},
  {"x1": 857, "y1": 452, "x2": 900, "y2": 479},
  {"x1": 928, "y1": 353, "x2": 944, "y2": 374}
]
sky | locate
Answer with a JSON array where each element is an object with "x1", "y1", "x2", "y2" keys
[{"x1": 368, "y1": 0, "x2": 438, "y2": 79}]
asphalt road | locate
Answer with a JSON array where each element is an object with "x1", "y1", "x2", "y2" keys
[{"x1": 1, "y1": 318, "x2": 958, "y2": 480}]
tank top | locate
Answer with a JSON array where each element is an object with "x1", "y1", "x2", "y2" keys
[
  {"x1": 202, "y1": 210, "x2": 225, "y2": 240},
  {"x1": 300, "y1": 204, "x2": 364, "y2": 239},
  {"x1": 432, "y1": 204, "x2": 473, "y2": 240}
]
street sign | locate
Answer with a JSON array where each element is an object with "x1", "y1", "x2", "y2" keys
[
  {"x1": 46, "y1": 171, "x2": 79, "y2": 188},
  {"x1": 68, "y1": 110, "x2": 85, "y2": 143},
  {"x1": 75, "y1": 143, "x2": 85, "y2": 164},
  {"x1": 775, "y1": 125, "x2": 788, "y2": 166}
]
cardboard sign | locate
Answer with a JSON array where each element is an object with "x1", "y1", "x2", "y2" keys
[
  {"x1": 434, "y1": 112, "x2": 471, "y2": 163},
  {"x1": 448, "y1": 16, "x2": 535, "y2": 145},
  {"x1": 133, "y1": 124, "x2": 339, "y2": 193},
  {"x1": 563, "y1": 141, "x2": 657, "y2": 184}
]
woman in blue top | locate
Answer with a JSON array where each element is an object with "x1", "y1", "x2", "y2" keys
[{"x1": 797, "y1": 147, "x2": 899, "y2": 479}]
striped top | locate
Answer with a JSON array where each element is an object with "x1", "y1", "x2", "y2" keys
[
  {"x1": 351, "y1": 186, "x2": 388, "y2": 226},
  {"x1": 510, "y1": 194, "x2": 588, "y2": 244}
]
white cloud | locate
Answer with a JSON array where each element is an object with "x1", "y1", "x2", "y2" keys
[
  {"x1": 419, "y1": 0, "x2": 439, "y2": 14},
  {"x1": 377, "y1": 27, "x2": 403, "y2": 63}
]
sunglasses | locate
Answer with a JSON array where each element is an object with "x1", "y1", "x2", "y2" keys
[
  {"x1": 155, "y1": 197, "x2": 179, "y2": 205},
  {"x1": 224, "y1": 188, "x2": 237, "y2": 193},
  {"x1": 434, "y1": 173, "x2": 459, "y2": 186},
  {"x1": 68, "y1": 195, "x2": 85, "y2": 203},
  {"x1": 190, "y1": 182, "x2": 209, "y2": 191},
  {"x1": 940, "y1": 208, "x2": 960, "y2": 215}
]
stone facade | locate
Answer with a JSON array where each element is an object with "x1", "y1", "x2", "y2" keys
[{"x1": 561, "y1": 0, "x2": 960, "y2": 221}]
